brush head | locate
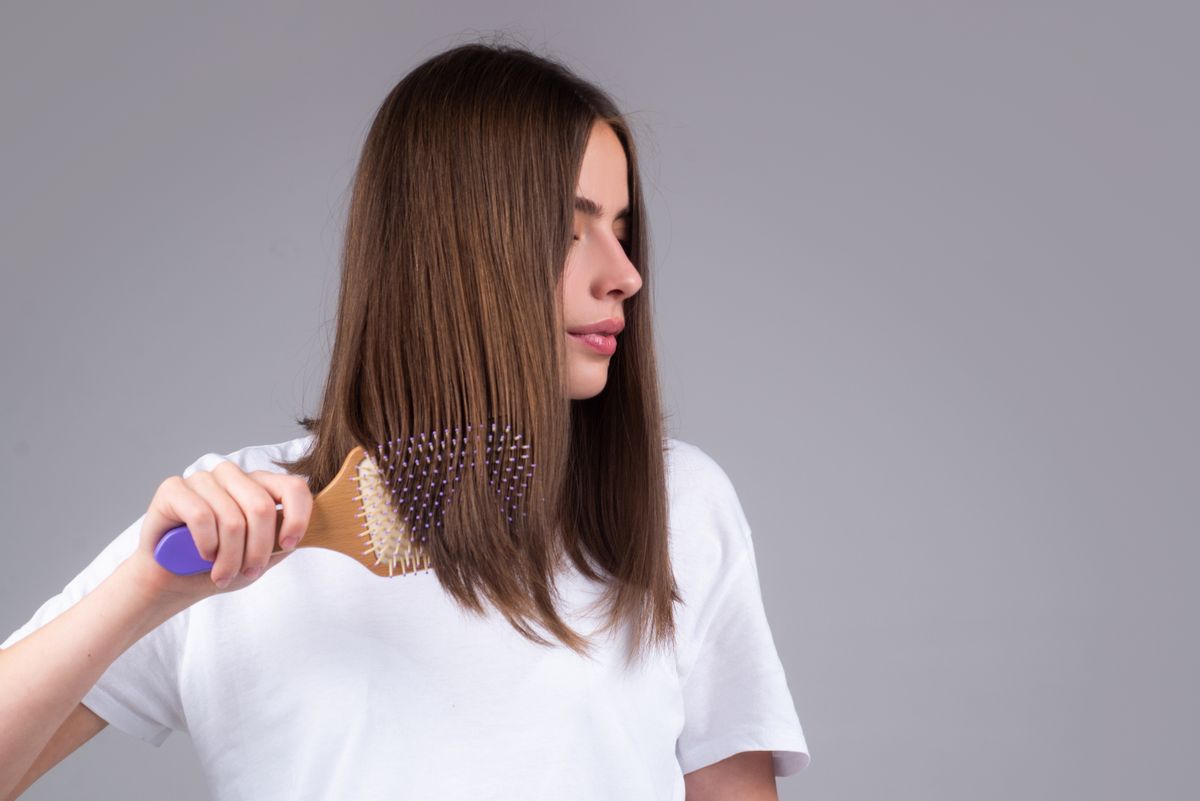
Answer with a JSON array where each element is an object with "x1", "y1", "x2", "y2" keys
[{"x1": 305, "y1": 420, "x2": 537, "y2": 577}]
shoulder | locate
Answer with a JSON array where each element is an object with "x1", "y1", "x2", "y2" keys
[
  {"x1": 664, "y1": 436, "x2": 755, "y2": 589},
  {"x1": 665, "y1": 437, "x2": 741, "y2": 504},
  {"x1": 665, "y1": 436, "x2": 752, "y2": 537},
  {"x1": 180, "y1": 433, "x2": 315, "y2": 478}
]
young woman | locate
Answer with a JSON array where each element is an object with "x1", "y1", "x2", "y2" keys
[{"x1": 0, "y1": 42, "x2": 809, "y2": 800}]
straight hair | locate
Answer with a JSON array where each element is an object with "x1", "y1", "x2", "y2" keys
[{"x1": 276, "y1": 39, "x2": 677, "y2": 666}]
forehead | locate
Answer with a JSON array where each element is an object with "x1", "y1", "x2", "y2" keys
[{"x1": 575, "y1": 121, "x2": 629, "y2": 214}]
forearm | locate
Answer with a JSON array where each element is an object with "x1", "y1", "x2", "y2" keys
[{"x1": 0, "y1": 558, "x2": 190, "y2": 797}]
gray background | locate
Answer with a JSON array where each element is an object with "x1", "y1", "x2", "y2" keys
[{"x1": 1, "y1": 2, "x2": 1195, "y2": 800}]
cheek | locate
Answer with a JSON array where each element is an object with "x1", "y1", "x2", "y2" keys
[{"x1": 558, "y1": 269, "x2": 584, "y2": 316}]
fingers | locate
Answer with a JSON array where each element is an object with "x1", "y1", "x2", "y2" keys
[
  {"x1": 209, "y1": 460, "x2": 281, "y2": 582},
  {"x1": 247, "y1": 470, "x2": 313, "y2": 551},
  {"x1": 144, "y1": 475, "x2": 219, "y2": 565},
  {"x1": 184, "y1": 470, "x2": 248, "y2": 588},
  {"x1": 146, "y1": 461, "x2": 311, "y2": 593}
]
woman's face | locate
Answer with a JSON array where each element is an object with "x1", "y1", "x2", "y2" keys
[{"x1": 560, "y1": 120, "x2": 643, "y2": 400}]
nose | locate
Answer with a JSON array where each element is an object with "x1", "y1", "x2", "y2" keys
[{"x1": 602, "y1": 244, "x2": 642, "y2": 300}]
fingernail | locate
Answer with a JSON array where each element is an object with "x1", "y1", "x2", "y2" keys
[
  {"x1": 281, "y1": 537, "x2": 298, "y2": 550},
  {"x1": 215, "y1": 576, "x2": 231, "y2": 589},
  {"x1": 243, "y1": 566, "x2": 262, "y2": 580}
]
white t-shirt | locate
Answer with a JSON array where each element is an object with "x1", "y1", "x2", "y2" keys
[{"x1": 4, "y1": 434, "x2": 810, "y2": 800}]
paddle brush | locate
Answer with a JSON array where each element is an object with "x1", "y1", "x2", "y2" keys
[{"x1": 152, "y1": 420, "x2": 535, "y2": 578}]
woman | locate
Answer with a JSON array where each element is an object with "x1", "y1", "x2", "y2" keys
[{"x1": 0, "y1": 42, "x2": 809, "y2": 800}]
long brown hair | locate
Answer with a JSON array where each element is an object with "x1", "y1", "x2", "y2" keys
[{"x1": 275, "y1": 39, "x2": 677, "y2": 665}]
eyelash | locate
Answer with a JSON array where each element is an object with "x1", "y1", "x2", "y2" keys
[{"x1": 572, "y1": 234, "x2": 632, "y2": 254}]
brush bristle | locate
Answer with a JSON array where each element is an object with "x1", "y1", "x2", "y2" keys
[
  {"x1": 353, "y1": 456, "x2": 432, "y2": 577},
  {"x1": 351, "y1": 419, "x2": 536, "y2": 577}
]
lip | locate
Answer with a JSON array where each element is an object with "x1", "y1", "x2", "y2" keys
[
  {"x1": 566, "y1": 317, "x2": 624, "y2": 336},
  {"x1": 569, "y1": 331, "x2": 618, "y2": 356}
]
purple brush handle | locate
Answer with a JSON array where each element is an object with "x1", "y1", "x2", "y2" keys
[{"x1": 153, "y1": 525, "x2": 215, "y2": 576}]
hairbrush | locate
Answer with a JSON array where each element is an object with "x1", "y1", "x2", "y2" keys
[{"x1": 152, "y1": 420, "x2": 536, "y2": 578}]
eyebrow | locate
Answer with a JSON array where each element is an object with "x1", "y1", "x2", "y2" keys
[{"x1": 575, "y1": 194, "x2": 631, "y2": 222}]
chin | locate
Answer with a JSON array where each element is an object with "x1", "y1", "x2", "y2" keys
[{"x1": 567, "y1": 373, "x2": 608, "y2": 400}]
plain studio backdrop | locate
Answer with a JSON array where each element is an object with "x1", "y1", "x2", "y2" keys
[{"x1": 1, "y1": 3, "x2": 1195, "y2": 800}]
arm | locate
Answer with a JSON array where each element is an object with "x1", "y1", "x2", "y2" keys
[
  {"x1": 0, "y1": 557, "x2": 192, "y2": 800},
  {"x1": 3, "y1": 702, "x2": 108, "y2": 801},
  {"x1": 684, "y1": 750, "x2": 778, "y2": 801},
  {"x1": 1, "y1": 462, "x2": 314, "y2": 799}
]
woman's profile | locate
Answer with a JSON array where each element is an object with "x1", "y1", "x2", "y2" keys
[{"x1": 0, "y1": 40, "x2": 809, "y2": 800}]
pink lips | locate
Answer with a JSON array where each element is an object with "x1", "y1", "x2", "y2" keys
[
  {"x1": 566, "y1": 316, "x2": 622, "y2": 356},
  {"x1": 569, "y1": 331, "x2": 617, "y2": 356}
]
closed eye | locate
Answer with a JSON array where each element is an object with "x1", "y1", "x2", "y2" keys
[{"x1": 572, "y1": 233, "x2": 632, "y2": 256}]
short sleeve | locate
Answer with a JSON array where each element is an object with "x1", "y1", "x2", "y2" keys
[
  {"x1": 1, "y1": 487, "x2": 206, "y2": 747},
  {"x1": 672, "y1": 449, "x2": 811, "y2": 778}
]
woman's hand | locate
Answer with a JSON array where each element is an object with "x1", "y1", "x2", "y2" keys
[{"x1": 124, "y1": 460, "x2": 314, "y2": 605}]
